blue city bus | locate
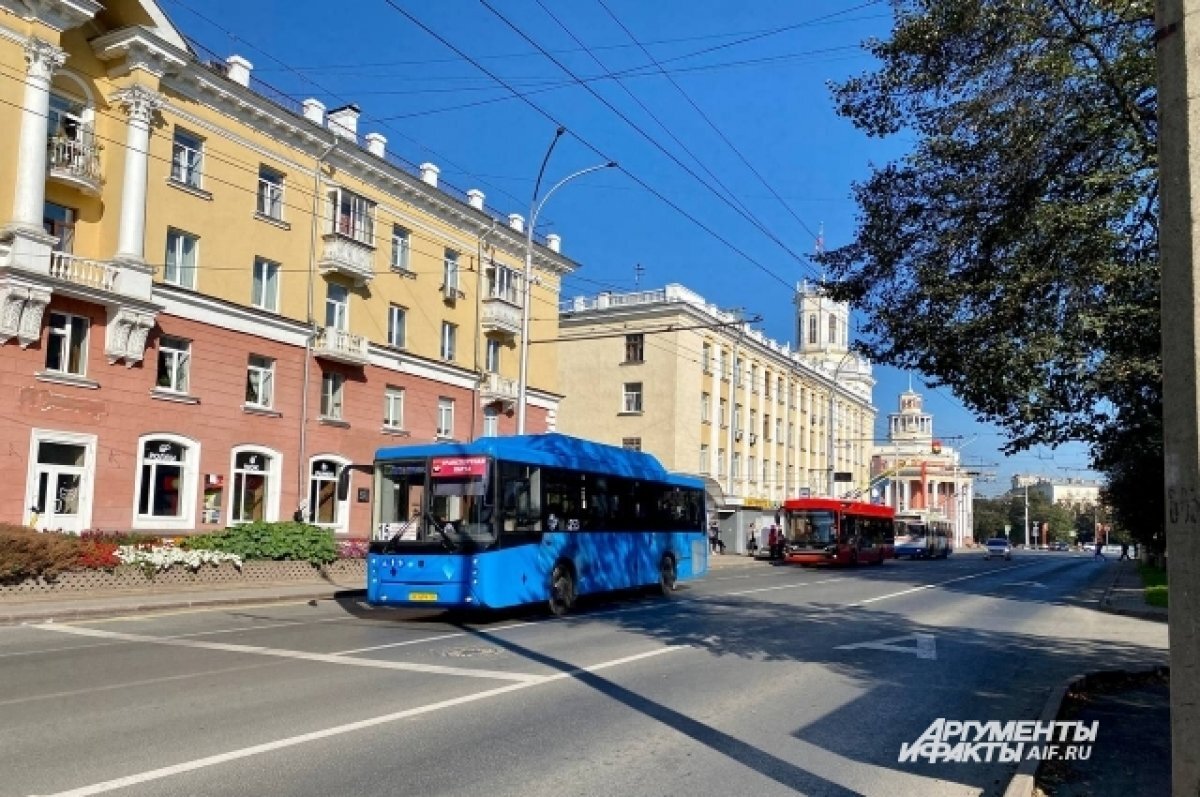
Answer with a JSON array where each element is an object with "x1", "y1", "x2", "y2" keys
[{"x1": 359, "y1": 434, "x2": 709, "y2": 615}]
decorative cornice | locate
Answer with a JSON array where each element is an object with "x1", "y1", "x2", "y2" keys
[
  {"x1": 91, "y1": 26, "x2": 187, "y2": 78},
  {"x1": 0, "y1": 0, "x2": 100, "y2": 32}
]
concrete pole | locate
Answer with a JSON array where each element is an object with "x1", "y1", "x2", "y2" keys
[{"x1": 1157, "y1": 2, "x2": 1200, "y2": 793}]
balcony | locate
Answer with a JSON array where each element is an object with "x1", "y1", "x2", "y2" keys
[
  {"x1": 47, "y1": 135, "x2": 103, "y2": 195},
  {"x1": 49, "y1": 252, "x2": 121, "y2": 292},
  {"x1": 479, "y1": 372, "x2": 518, "y2": 407},
  {"x1": 481, "y1": 297, "x2": 521, "y2": 338},
  {"x1": 318, "y1": 234, "x2": 374, "y2": 286},
  {"x1": 312, "y1": 326, "x2": 369, "y2": 366}
]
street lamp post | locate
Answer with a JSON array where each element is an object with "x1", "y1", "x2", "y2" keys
[
  {"x1": 516, "y1": 128, "x2": 616, "y2": 434},
  {"x1": 826, "y1": 351, "x2": 857, "y2": 497}
]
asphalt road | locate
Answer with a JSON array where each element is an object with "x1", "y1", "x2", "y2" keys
[{"x1": 0, "y1": 552, "x2": 1167, "y2": 797}]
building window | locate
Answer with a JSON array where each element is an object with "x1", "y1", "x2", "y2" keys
[
  {"x1": 440, "y1": 322, "x2": 457, "y2": 361},
  {"x1": 391, "y1": 225, "x2": 411, "y2": 272},
  {"x1": 829, "y1": 315, "x2": 838, "y2": 345},
  {"x1": 702, "y1": 343, "x2": 712, "y2": 374},
  {"x1": 700, "y1": 444, "x2": 709, "y2": 474},
  {"x1": 751, "y1": 364, "x2": 759, "y2": 392},
  {"x1": 732, "y1": 453, "x2": 742, "y2": 479},
  {"x1": 251, "y1": 257, "x2": 279, "y2": 312},
  {"x1": 764, "y1": 415, "x2": 771, "y2": 441},
  {"x1": 231, "y1": 449, "x2": 275, "y2": 524},
  {"x1": 384, "y1": 386, "x2": 404, "y2": 430},
  {"x1": 482, "y1": 405, "x2": 499, "y2": 437},
  {"x1": 776, "y1": 417, "x2": 784, "y2": 442},
  {"x1": 735, "y1": 404, "x2": 743, "y2": 434},
  {"x1": 155, "y1": 335, "x2": 191, "y2": 393},
  {"x1": 308, "y1": 458, "x2": 345, "y2": 527},
  {"x1": 443, "y1": 250, "x2": 460, "y2": 296},
  {"x1": 486, "y1": 262, "x2": 519, "y2": 302},
  {"x1": 45, "y1": 312, "x2": 88, "y2": 376},
  {"x1": 43, "y1": 201, "x2": 76, "y2": 252},
  {"x1": 735, "y1": 357, "x2": 744, "y2": 386},
  {"x1": 719, "y1": 398, "x2": 727, "y2": 428},
  {"x1": 763, "y1": 458, "x2": 771, "y2": 484},
  {"x1": 257, "y1": 166, "x2": 284, "y2": 220},
  {"x1": 486, "y1": 339, "x2": 501, "y2": 373},
  {"x1": 808, "y1": 315, "x2": 818, "y2": 344},
  {"x1": 624, "y1": 334, "x2": 644, "y2": 363},
  {"x1": 328, "y1": 186, "x2": 375, "y2": 245},
  {"x1": 778, "y1": 377, "x2": 785, "y2": 401},
  {"x1": 387, "y1": 304, "x2": 406, "y2": 348},
  {"x1": 170, "y1": 128, "x2": 203, "y2": 188},
  {"x1": 245, "y1": 355, "x2": 274, "y2": 408},
  {"x1": 137, "y1": 438, "x2": 188, "y2": 519},
  {"x1": 718, "y1": 449, "x2": 726, "y2": 478},
  {"x1": 750, "y1": 409, "x2": 757, "y2": 439},
  {"x1": 325, "y1": 284, "x2": 349, "y2": 330},
  {"x1": 622, "y1": 438, "x2": 642, "y2": 452},
  {"x1": 623, "y1": 382, "x2": 643, "y2": 413},
  {"x1": 321, "y1": 371, "x2": 344, "y2": 420},
  {"x1": 764, "y1": 371, "x2": 772, "y2": 398},
  {"x1": 701, "y1": 392, "x2": 711, "y2": 423},
  {"x1": 436, "y1": 397, "x2": 454, "y2": 439},
  {"x1": 164, "y1": 228, "x2": 198, "y2": 289},
  {"x1": 719, "y1": 348, "x2": 728, "y2": 380},
  {"x1": 749, "y1": 456, "x2": 757, "y2": 482}
]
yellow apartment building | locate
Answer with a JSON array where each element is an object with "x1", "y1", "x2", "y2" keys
[
  {"x1": 0, "y1": 0, "x2": 576, "y2": 535},
  {"x1": 556, "y1": 282, "x2": 877, "y2": 551}
]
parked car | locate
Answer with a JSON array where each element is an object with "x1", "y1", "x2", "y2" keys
[
  {"x1": 984, "y1": 538, "x2": 1013, "y2": 561},
  {"x1": 1051, "y1": 541, "x2": 1069, "y2": 551}
]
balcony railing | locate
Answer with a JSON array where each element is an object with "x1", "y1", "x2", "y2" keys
[
  {"x1": 47, "y1": 136, "x2": 102, "y2": 194},
  {"x1": 313, "y1": 326, "x2": 369, "y2": 366},
  {"x1": 49, "y1": 252, "x2": 120, "y2": 292},
  {"x1": 318, "y1": 233, "x2": 374, "y2": 286},
  {"x1": 480, "y1": 373, "x2": 518, "y2": 405},
  {"x1": 481, "y1": 297, "x2": 521, "y2": 337}
]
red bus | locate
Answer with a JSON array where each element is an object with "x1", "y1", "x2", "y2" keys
[{"x1": 781, "y1": 498, "x2": 895, "y2": 566}]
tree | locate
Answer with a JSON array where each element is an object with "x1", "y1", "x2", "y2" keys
[{"x1": 822, "y1": 0, "x2": 1160, "y2": 546}]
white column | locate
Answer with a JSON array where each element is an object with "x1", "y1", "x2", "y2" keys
[
  {"x1": 110, "y1": 86, "x2": 163, "y2": 264},
  {"x1": 9, "y1": 39, "x2": 66, "y2": 233}
]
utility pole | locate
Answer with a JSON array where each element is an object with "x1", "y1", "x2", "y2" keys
[
  {"x1": 1023, "y1": 484, "x2": 1030, "y2": 549},
  {"x1": 1156, "y1": 2, "x2": 1200, "y2": 792}
]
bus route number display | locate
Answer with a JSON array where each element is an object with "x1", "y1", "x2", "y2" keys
[{"x1": 431, "y1": 457, "x2": 488, "y2": 478}]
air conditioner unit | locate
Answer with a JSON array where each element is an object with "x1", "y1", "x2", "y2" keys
[
  {"x1": 735, "y1": 430, "x2": 743, "y2": 441},
  {"x1": 442, "y1": 283, "x2": 458, "y2": 300},
  {"x1": 750, "y1": 433, "x2": 758, "y2": 445}
]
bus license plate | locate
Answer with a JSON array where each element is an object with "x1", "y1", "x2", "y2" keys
[{"x1": 408, "y1": 592, "x2": 438, "y2": 602}]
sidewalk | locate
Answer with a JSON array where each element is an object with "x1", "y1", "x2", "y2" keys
[{"x1": 1021, "y1": 559, "x2": 1171, "y2": 797}]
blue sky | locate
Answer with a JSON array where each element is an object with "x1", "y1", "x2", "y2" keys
[{"x1": 159, "y1": 0, "x2": 1101, "y2": 494}]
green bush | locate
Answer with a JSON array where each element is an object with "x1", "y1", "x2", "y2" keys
[
  {"x1": 0, "y1": 524, "x2": 81, "y2": 582},
  {"x1": 183, "y1": 521, "x2": 337, "y2": 565},
  {"x1": 1139, "y1": 563, "x2": 1168, "y2": 608}
]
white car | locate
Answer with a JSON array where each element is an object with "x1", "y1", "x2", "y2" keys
[{"x1": 984, "y1": 538, "x2": 1012, "y2": 561}]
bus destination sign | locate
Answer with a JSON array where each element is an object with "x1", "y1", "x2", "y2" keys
[{"x1": 431, "y1": 456, "x2": 488, "y2": 478}]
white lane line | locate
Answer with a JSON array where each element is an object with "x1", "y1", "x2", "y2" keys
[
  {"x1": 333, "y1": 620, "x2": 539, "y2": 656},
  {"x1": 848, "y1": 563, "x2": 1034, "y2": 607},
  {"x1": 724, "y1": 577, "x2": 843, "y2": 596},
  {"x1": 33, "y1": 645, "x2": 685, "y2": 797},
  {"x1": 31, "y1": 624, "x2": 542, "y2": 683}
]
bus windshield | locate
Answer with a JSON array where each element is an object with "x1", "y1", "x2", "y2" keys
[
  {"x1": 786, "y1": 509, "x2": 838, "y2": 548},
  {"x1": 372, "y1": 456, "x2": 496, "y2": 552}
]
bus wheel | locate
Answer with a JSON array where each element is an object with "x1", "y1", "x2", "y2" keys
[
  {"x1": 549, "y1": 562, "x2": 576, "y2": 617},
  {"x1": 657, "y1": 555, "x2": 677, "y2": 596}
]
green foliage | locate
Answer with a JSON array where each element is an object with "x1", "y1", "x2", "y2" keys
[
  {"x1": 0, "y1": 524, "x2": 81, "y2": 581},
  {"x1": 1139, "y1": 562, "x2": 1167, "y2": 608},
  {"x1": 183, "y1": 521, "x2": 336, "y2": 565},
  {"x1": 823, "y1": 0, "x2": 1159, "y2": 542}
]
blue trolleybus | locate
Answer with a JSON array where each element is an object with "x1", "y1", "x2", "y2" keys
[{"x1": 361, "y1": 433, "x2": 709, "y2": 615}]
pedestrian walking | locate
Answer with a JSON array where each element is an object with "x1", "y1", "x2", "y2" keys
[
  {"x1": 746, "y1": 525, "x2": 758, "y2": 556},
  {"x1": 709, "y1": 523, "x2": 725, "y2": 554},
  {"x1": 1094, "y1": 540, "x2": 1106, "y2": 560},
  {"x1": 1119, "y1": 542, "x2": 1131, "y2": 561},
  {"x1": 767, "y1": 525, "x2": 779, "y2": 560}
]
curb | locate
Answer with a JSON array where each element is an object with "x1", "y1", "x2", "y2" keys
[
  {"x1": 1098, "y1": 562, "x2": 1167, "y2": 624},
  {"x1": 1003, "y1": 667, "x2": 1169, "y2": 797},
  {"x1": 0, "y1": 588, "x2": 367, "y2": 626}
]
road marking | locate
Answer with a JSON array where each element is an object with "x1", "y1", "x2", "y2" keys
[
  {"x1": 836, "y1": 633, "x2": 937, "y2": 660},
  {"x1": 32, "y1": 645, "x2": 686, "y2": 797},
  {"x1": 32, "y1": 624, "x2": 542, "y2": 683},
  {"x1": 848, "y1": 563, "x2": 1032, "y2": 607},
  {"x1": 724, "y1": 577, "x2": 843, "y2": 596},
  {"x1": 333, "y1": 621, "x2": 540, "y2": 655},
  {"x1": 1003, "y1": 581, "x2": 1046, "y2": 588}
]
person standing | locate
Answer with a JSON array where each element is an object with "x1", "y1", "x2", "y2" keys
[
  {"x1": 1094, "y1": 539, "x2": 1106, "y2": 560},
  {"x1": 746, "y1": 524, "x2": 758, "y2": 556},
  {"x1": 1119, "y1": 542, "x2": 1131, "y2": 561}
]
